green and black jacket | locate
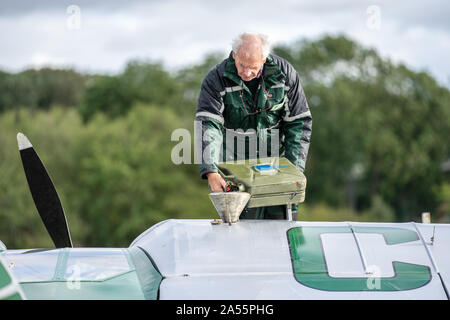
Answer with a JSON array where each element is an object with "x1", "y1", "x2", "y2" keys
[{"x1": 196, "y1": 52, "x2": 312, "y2": 179}]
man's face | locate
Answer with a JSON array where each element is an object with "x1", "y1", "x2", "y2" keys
[{"x1": 233, "y1": 50, "x2": 266, "y2": 82}]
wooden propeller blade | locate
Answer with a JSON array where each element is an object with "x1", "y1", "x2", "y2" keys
[{"x1": 17, "y1": 133, "x2": 72, "y2": 248}]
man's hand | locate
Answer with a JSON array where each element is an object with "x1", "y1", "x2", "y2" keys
[{"x1": 206, "y1": 172, "x2": 226, "y2": 192}]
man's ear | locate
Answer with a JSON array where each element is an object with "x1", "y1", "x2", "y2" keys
[
  {"x1": 232, "y1": 51, "x2": 236, "y2": 60},
  {"x1": 262, "y1": 58, "x2": 267, "y2": 64}
]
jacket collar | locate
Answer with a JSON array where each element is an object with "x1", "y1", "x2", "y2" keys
[{"x1": 223, "y1": 51, "x2": 286, "y2": 87}]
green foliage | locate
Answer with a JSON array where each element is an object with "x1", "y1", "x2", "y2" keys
[
  {"x1": 80, "y1": 53, "x2": 226, "y2": 124},
  {"x1": 176, "y1": 52, "x2": 226, "y2": 111},
  {"x1": 300, "y1": 200, "x2": 393, "y2": 223},
  {"x1": 0, "y1": 68, "x2": 86, "y2": 112},
  {"x1": 433, "y1": 182, "x2": 450, "y2": 222},
  {"x1": 79, "y1": 75, "x2": 133, "y2": 123},
  {"x1": 122, "y1": 61, "x2": 186, "y2": 113},
  {"x1": 69, "y1": 104, "x2": 212, "y2": 246},
  {"x1": 79, "y1": 60, "x2": 189, "y2": 123},
  {"x1": 0, "y1": 71, "x2": 35, "y2": 112},
  {"x1": 274, "y1": 35, "x2": 450, "y2": 221}
]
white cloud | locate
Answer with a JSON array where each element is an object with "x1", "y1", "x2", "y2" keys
[{"x1": 0, "y1": 0, "x2": 448, "y2": 86}]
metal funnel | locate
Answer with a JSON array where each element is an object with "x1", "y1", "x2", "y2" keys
[{"x1": 208, "y1": 192, "x2": 251, "y2": 224}]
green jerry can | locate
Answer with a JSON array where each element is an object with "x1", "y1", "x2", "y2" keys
[{"x1": 216, "y1": 157, "x2": 307, "y2": 209}]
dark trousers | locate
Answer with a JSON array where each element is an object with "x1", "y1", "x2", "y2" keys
[{"x1": 240, "y1": 204, "x2": 298, "y2": 220}]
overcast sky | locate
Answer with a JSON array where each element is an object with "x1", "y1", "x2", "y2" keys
[{"x1": 0, "y1": 0, "x2": 449, "y2": 86}]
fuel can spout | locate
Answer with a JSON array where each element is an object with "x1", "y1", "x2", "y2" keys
[{"x1": 209, "y1": 192, "x2": 251, "y2": 225}]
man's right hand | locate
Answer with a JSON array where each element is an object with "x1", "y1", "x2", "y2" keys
[{"x1": 206, "y1": 172, "x2": 227, "y2": 192}]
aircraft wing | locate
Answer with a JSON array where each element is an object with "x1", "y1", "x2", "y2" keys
[
  {"x1": 2, "y1": 219, "x2": 449, "y2": 299},
  {"x1": 131, "y1": 219, "x2": 450, "y2": 300}
]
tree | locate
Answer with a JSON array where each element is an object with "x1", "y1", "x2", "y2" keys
[
  {"x1": 273, "y1": 35, "x2": 450, "y2": 220},
  {"x1": 78, "y1": 75, "x2": 132, "y2": 123}
]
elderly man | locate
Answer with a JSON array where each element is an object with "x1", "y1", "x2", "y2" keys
[{"x1": 195, "y1": 32, "x2": 312, "y2": 220}]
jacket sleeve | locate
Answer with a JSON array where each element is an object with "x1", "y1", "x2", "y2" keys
[
  {"x1": 282, "y1": 69, "x2": 312, "y2": 172},
  {"x1": 195, "y1": 69, "x2": 225, "y2": 179}
]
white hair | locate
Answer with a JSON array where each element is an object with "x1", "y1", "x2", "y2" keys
[{"x1": 231, "y1": 32, "x2": 271, "y2": 60}]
